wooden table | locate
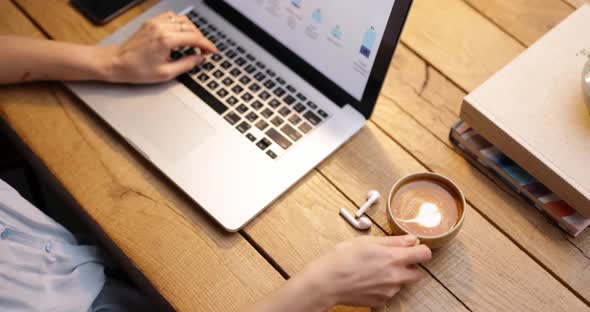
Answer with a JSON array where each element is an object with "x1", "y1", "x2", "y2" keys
[{"x1": 1, "y1": 0, "x2": 589, "y2": 311}]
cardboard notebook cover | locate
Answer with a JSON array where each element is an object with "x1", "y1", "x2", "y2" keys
[{"x1": 461, "y1": 4, "x2": 590, "y2": 217}]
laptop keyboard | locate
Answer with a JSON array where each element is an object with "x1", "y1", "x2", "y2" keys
[{"x1": 176, "y1": 10, "x2": 330, "y2": 159}]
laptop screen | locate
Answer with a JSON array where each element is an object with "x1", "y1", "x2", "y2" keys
[{"x1": 223, "y1": 0, "x2": 396, "y2": 101}]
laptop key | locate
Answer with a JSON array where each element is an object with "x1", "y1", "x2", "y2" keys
[
  {"x1": 236, "y1": 104, "x2": 249, "y2": 114},
  {"x1": 220, "y1": 60, "x2": 232, "y2": 69},
  {"x1": 266, "y1": 128, "x2": 292, "y2": 150},
  {"x1": 288, "y1": 114, "x2": 302, "y2": 125},
  {"x1": 256, "y1": 61, "x2": 266, "y2": 69},
  {"x1": 237, "y1": 46, "x2": 246, "y2": 53},
  {"x1": 261, "y1": 108, "x2": 273, "y2": 119},
  {"x1": 235, "y1": 57, "x2": 247, "y2": 66},
  {"x1": 271, "y1": 116, "x2": 284, "y2": 127},
  {"x1": 254, "y1": 72, "x2": 267, "y2": 82},
  {"x1": 227, "y1": 39, "x2": 236, "y2": 46},
  {"x1": 296, "y1": 93, "x2": 307, "y2": 101},
  {"x1": 318, "y1": 110, "x2": 329, "y2": 118},
  {"x1": 226, "y1": 96, "x2": 239, "y2": 106},
  {"x1": 298, "y1": 122, "x2": 312, "y2": 134},
  {"x1": 269, "y1": 99, "x2": 281, "y2": 109},
  {"x1": 283, "y1": 95, "x2": 296, "y2": 105},
  {"x1": 307, "y1": 101, "x2": 317, "y2": 109},
  {"x1": 213, "y1": 70, "x2": 224, "y2": 79},
  {"x1": 246, "y1": 133, "x2": 257, "y2": 142},
  {"x1": 286, "y1": 85, "x2": 296, "y2": 93},
  {"x1": 241, "y1": 92, "x2": 254, "y2": 102},
  {"x1": 217, "y1": 43, "x2": 228, "y2": 52},
  {"x1": 274, "y1": 88, "x2": 286, "y2": 97},
  {"x1": 266, "y1": 69, "x2": 276, "y2": 77},
  {"x1": 246, "y1": 54, "x2": 255, "y2": 61},
  {"x1": 230, "y1": 68, "x2": 242, "y2": 77},
  {"x1": 249, "y1": 83, "x2": 261, "y2": 92},
  {"x1": 276, "y1": 77, "x2": 286, "y2": 85},
  {"x1": 266, "y1": 150, "x2": 277, "y2": 159},
  {"x1": 211, "y1": 54, "x2": 223, "y2": 62},
  {"x1": 245, "y1": 64, "x2": 257, "y2": 74},
  {"x1": 222, "y1": 77, "x2": 234, "y2": 86},
  {"x1": 239, "y1": 76, "x2": 252, "y2": 85},
  {"x1": 189, "y1": 66, "x2": 200, "y2": 75},
  {"x1": 207, "y1": 80, "x2": 219, "y2": 90},
  {"x1": 256, "y1": 138, "x2": 272, "y2": 150},
  {"x1": 224, "y1": 112, "x2": 241, "y2": 125},
  {"x1": 303, "y1": 111, "x2": 322, "y2": 126},
  {"x1": 236, "y1": 121, "x2": 251, "y2": 133},
  {"x1": 202, "y1": 62, "x2": 215, "y2": 71},
  {"x1": 293, "y1": 103, "x2": 306, "y2": 113},
  {"x1": 279, "y1": 106, "x2": 291, "y2": 117},
  {"x1": 264, "y1": 80, "x2": 276, "y2": 89},
  {"x1": 281, "y1": 124, "x2": 302, "y2": 142},
  {"x1": 177, "y1": 74, "x2": 228, "y2": 115},
  {"x1": 197, "y1": 73, "x2": 210, "y2": 82},
  {"x1": 256, "y1": 119, "x2": 269, "y2": 131},
  {"x1": 231, "y1": 85, "x2": 244, "y2": 94},
  {"x1": 259, "y1": 91, "x2": 271, "y2": 100},
  {"x1": 251, "y1": 100, "x2": 264, "y2": 111},
  {"x1": 226, "y1": 50, "x2": 237, "y2": 59},
  {"x1": 246, "y1": 112, "x2": 258, "y2": 122},
  {"x1": 217, "y1": 88, "x2": 229, "y2": 98}
]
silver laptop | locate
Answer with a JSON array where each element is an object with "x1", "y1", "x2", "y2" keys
[{"x1": 67, "y1": 0, "x2": 412, "y2": 231}]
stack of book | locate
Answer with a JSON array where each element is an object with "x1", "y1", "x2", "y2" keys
[{"x1": 452, "y1": 4, "x2": 590, "y2": 237}]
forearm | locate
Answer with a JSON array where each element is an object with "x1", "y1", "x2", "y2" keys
[
  {"x1": 246, "y1": 270, "x2": 335, "y2": 312},
  {"x1": 0, "y1": 36, "x2": 116, "y2": 84}
]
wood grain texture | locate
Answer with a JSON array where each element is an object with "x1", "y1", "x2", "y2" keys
[
  {"x1": 5, "y1": 1, "x2": 463, "y2": 311},
  {"x1": 378, "y1": 1, "x2": 590, "y2": 301},
  {"x1": 13, "y1": 0, "x2": 160, "y2": 44},
  {"x1": 463, "y1": 0, "x2": 573, "y2": 46},
  {"x1": 6, "y1": 0, "x2": 590, "y2": 311},
  {"x1": 564, "y1": 0, "x2": 587, "y2": 7},
  {"x1": 401, "y1": 0, "x2": 523, "y2": 91},
  {"x1": 319, "y1": 123, "x2": 589, "y2": 311},
  {"x1": 0, "y1": 2, "x2": 284, "y2": 311},
  {"x1": 244, "y1": 171, "x2": 467, "y2": 312},
  {"x1": 376, "y1": 45, "x2": 590, "y2": 300}
]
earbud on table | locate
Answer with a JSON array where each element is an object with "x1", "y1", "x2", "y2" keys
[
  {"x1": 340, "y1": 190, "x2": 381, "y2": 230},
  {"x1": 340, "y1": 208, "x2": 373, "y2": 230}
]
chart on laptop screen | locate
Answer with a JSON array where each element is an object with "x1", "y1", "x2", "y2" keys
[{"x1": 224, "y1": 0, "x2": 396, "y2": 100}]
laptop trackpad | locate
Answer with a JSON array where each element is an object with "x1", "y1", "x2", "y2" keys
[{"x1": 126, "y1": 90, "x2": 215, "y2": 162}]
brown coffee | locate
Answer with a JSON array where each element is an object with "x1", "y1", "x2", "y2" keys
[{"x1": 390, "y1": 178, "x2": 462, "y2": 237}]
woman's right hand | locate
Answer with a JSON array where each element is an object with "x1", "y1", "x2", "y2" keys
[
  {"x1": 102, "y1": 11, "x2": 218, "y2": 84},
  {"x1": 300, "y1": 235, "x2": 432, "y2": 308}
]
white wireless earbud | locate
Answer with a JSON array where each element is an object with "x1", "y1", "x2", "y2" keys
[
  {"x1": 355, "y1": 190, "x2": 381, "y2": 218},
  {"x1": 340, "y1": 208, "x2": 372, "y2": 230}
]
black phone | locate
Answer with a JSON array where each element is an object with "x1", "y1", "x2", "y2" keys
[{"x1": 71, "y1": 0, "x2": 143, "y2": 25}]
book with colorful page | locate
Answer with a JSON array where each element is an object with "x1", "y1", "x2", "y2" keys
[{"x1": 450, "y1": 120, "x2": 590, "y2": 237}]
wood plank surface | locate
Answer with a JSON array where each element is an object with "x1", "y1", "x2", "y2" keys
[
  {"x1": 5, "y1": 0, "x2": 590, "y2": 311},
  {"x1": 400, "y1": 0, "x2": 523, "y2": 91},
  {"x1": 564, "y1": 0, "x2": 587, "y2": 7},
  {"x1": 319, "y1": 122, "x2": 589, "y2": 311},
  {"x1": 381, "y1": 0, "x2": 590, "y2": 302},
  {"x1": 5, "y1": 0, "x2": 464, "y2": 311},
  {"x1": 3, "y1": 2, "x2": 465, "y2": 311},
  {"x1": 463, "y1": 0, "x2": 573, "y2": 46},
  {"x1": 0, "y1": 2, "x2": 284, "y2": 311},
  {"x1": 244, "y1": 172, "x2": 467, "y2": 312}
]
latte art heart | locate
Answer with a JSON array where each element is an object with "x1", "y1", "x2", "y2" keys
[
  {"x1": 398, "y1": 202, "x2": 442, "y2": 228},
  {"x1": 391, "y1": 179, "x2": 461, "y2": 237}
]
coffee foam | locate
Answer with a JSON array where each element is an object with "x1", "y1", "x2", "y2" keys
[{"x1": 391, "y1": 179, "x2": 462, "y2": 237}]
